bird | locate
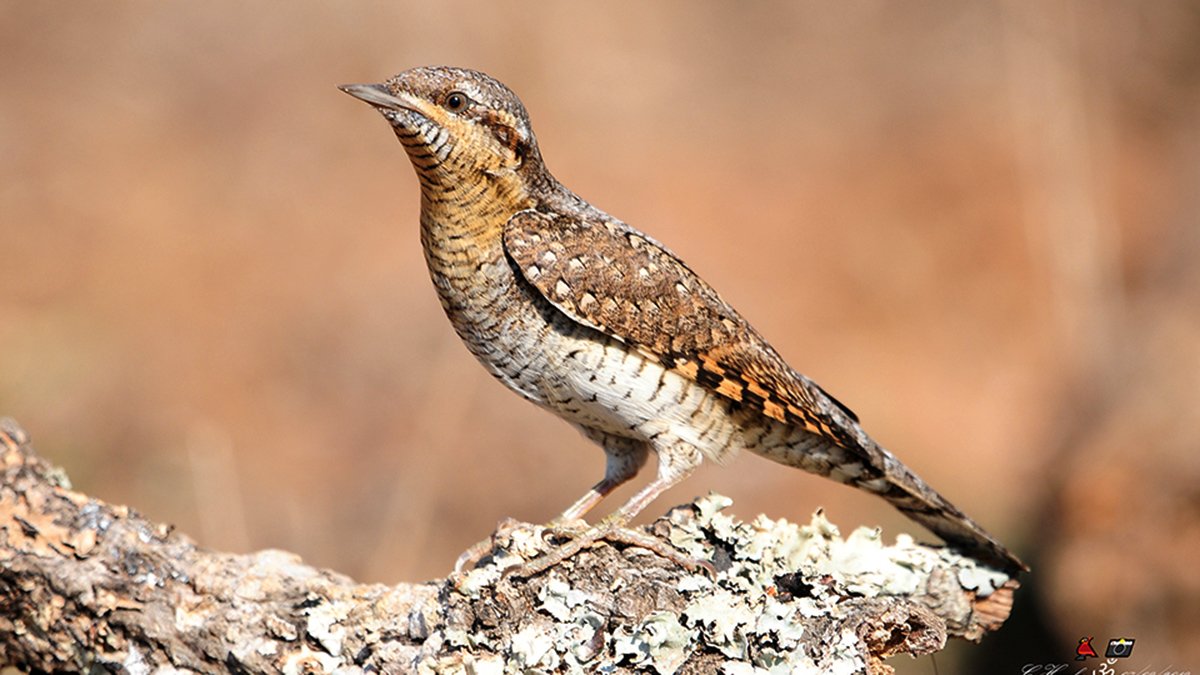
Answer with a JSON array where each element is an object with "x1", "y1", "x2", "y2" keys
[{"x1": 339, "y1": 66, "x2": 1026, "y2": 576}]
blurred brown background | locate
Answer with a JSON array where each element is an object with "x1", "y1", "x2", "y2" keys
[{"x1": 2, "y1": 2, "x2": 1198, "y2": 672}]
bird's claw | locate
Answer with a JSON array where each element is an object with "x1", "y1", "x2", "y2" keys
[
  {"x1": 453, "y1": 517, "x2": 525, "y2": 573},
  {"x1": 505, "y1": 520, "x2": 714, "y2": 579}
]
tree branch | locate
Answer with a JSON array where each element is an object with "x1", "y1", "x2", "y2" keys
[{"x1": 0, "y1": 418, "x2": 1017, "y2": 674}]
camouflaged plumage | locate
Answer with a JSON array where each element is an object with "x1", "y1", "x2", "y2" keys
[{"x1": 343, "y1": 66, "x2": 1026, "y2": 575}]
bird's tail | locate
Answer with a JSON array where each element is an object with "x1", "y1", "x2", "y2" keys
[
  {"x1": 752, "y1": 416, "x2": 1026, "y2": 574},
  {"x1": 859, "y1": 448, "x2": 1027, "y2": 575}
]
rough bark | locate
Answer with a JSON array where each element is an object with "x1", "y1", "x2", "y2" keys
[{"x1": 0, "y1": 418, "x2": 1017, "y2": 674}]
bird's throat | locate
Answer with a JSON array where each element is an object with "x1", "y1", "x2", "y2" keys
[{"x1": 417, "y1": 171, "x2": 535, "y2": 316}]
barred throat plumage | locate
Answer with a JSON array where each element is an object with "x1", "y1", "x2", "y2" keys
[{"x1": 340, "y1": 65, "x2": 1026, "y2": 575}]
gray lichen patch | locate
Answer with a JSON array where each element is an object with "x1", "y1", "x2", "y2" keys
[{"x1": 418, "y1": 494, "x2": 1011, "y2": 674}]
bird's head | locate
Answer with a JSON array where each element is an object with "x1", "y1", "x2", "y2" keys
[{"x1": 340, "y1": 66, "x2": 542, "y2": 190}]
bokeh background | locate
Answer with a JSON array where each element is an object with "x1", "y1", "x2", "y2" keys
[{"x1": 3, "y1": 2, "x2": 1198, "y2": 672}]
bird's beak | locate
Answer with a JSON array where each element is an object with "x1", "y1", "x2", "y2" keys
[{"x1": 338, "y1": 83, "x2": 423, "y2": 114}]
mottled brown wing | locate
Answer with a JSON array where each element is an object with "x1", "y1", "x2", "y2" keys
[{"x1": 503, "y1": 209, "x2": 860, "y2": 446}]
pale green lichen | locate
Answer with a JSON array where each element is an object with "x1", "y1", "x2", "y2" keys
[
  {"x1": 945, "y1": 550, "x2": 1010, "y2": 599},
  {"x1": 618, "y1": 494, "x2": 916, "y2": 673},
  {"x1": 753, "y1": 596, "x2": 806, "y2": 649},
  {"x1": 562, "y1": 611, "x2": 607, "y2": 667},
  {"x1": 612, "y1": 610, "x2": 695, "y2": 674},
  {"x1": 826, "y1": 628, "x2": 868, "y2": 675},
  {"x1": 537, "y1": 574, "x2": 592, "y2": 621},
  {"x1": 510, "y1": 623, "x2": 560, "y2": 671},
  {"x1": 682, "y1": 588, "x2": 755, "y2": 659}
]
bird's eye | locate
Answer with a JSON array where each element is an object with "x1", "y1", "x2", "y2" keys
[{"x1": 444, "y1": 91, "x2": 469, "y2": 112}]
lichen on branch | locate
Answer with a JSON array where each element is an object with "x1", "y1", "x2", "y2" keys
[{"x1": 0, "y1": 418, "x2": 1016, "y2": 674}]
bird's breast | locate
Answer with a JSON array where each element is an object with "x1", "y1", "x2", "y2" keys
[{"x1": 417, "y1": 198, "x2": 810, "y2": 467}]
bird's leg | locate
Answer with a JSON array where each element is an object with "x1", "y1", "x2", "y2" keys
[
  {"x1": 454, "y1": 434, "x2": 647, "y2": 573},
  {"x1": 511, "y1": 441, "x2": 712, "y2": 578},
  {"x1": 554, "y1": 433, "x2": 649, "y2": 525}
]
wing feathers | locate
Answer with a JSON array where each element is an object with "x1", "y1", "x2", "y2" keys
[{"x1": 504, "y1": 209, "x2": 859, "y2": 447}]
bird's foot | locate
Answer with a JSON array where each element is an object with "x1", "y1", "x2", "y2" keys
[
  {"x1": 453, "y1": 517, "x2": 525, "y2": 573},
  {"x1": 543, "y1": 516, "x2": 591, "y2": 537},
  {"x1": 507, "y1": 516, "x2": 714, "y2": 579}
]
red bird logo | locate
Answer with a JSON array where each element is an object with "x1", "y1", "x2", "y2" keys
[{"x1": 1076, "y1": 636, "x2": 1099, "y2": 660}]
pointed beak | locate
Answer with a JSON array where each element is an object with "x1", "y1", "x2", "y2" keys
[{"x1": 338, "y1": 83, "x2": 421, "y2": 113}]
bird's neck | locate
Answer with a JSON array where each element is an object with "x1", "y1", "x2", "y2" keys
[
  {"x1": 416, "y1": 158, "x2": 570, "y2": 245},
  {"x1": 416, "y1": 166, "x2": 553, "y2": 316},
  {"x1": 420, "y1": 167, "x2": 531, "y2": 240},
  {"x1": 415, "y1": 164, "x2": 558, "y2": 344}
]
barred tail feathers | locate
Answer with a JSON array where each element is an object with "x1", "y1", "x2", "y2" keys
[
  {"x1": 859, "y1": 449, "x2": 1027, "y2": 575},
  {"x1": 754, "y1": 424, "x2": 1027, "y2": 574}
]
